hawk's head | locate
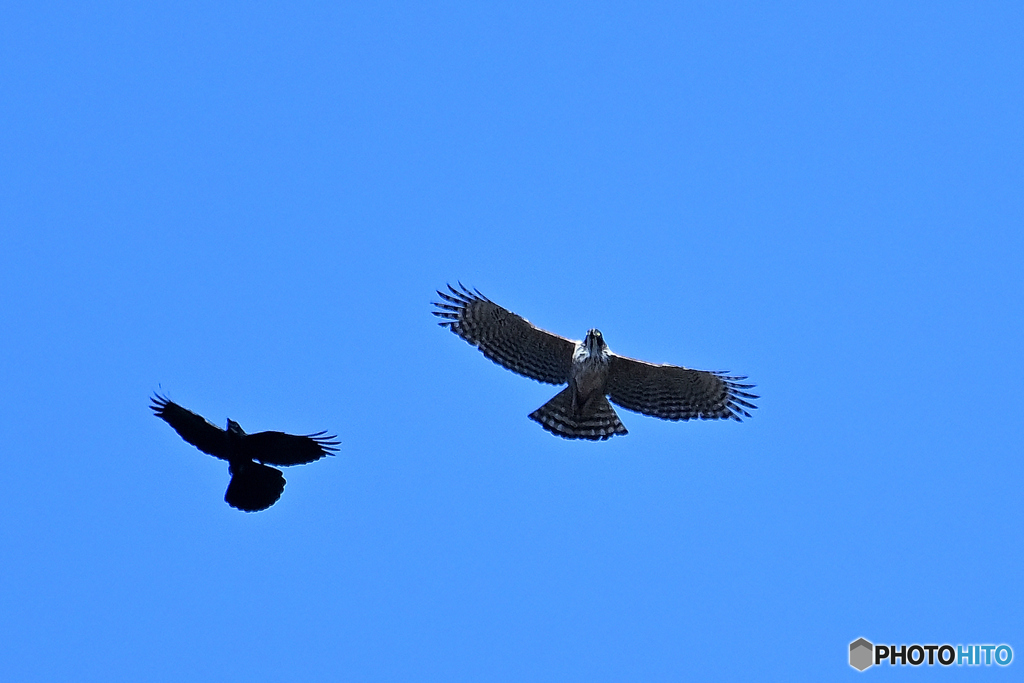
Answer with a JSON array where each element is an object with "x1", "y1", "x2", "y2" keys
[
  {"x1": 584, "y1": 328, "x2": 607, "y2": 354},
  {"x1": 226, "y1": 419, "x2": 246, "y2": 437}
]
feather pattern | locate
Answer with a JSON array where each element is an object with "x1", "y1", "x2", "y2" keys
[
  {"x1": 606, "y1": 356, "x2": 758, "y2": 421},
  {"x1": 432, "y1": 283, "x2": 575, "y2": 385},
  {"x1": 434, "y1": 283, "x2": 758, "y2": 439}
]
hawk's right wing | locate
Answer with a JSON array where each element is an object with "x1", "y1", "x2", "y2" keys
[{"x1": 433, "y1": 284, "x2": 575, "y2": 385}]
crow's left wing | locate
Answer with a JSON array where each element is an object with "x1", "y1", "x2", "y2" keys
[{"x1": 243, "y1": 430, "x2": 340, "y2": 466}]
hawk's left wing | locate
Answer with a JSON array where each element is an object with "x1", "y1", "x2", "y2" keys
[
  {"x1": 433, "y1": 283, "x2": 575, "y2": 385},
  {"x1": 606, "y1": 355, "x2": 758, "y2": 422}
]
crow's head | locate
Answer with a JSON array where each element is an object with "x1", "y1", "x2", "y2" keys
[{"x1": 226, "y1": 419, "x2": 246, "y2": 437}]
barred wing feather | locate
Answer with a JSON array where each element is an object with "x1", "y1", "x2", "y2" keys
[
  {"x1": 607, "y1": 355, "x2": 758, "y2": 422},
  {"x1": 433, "y1": 284, "x2": 575, "y2": 385}
]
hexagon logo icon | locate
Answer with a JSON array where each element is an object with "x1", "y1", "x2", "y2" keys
[{"x1": 850, "y1": 638, "x2": 874, "y2": 671}]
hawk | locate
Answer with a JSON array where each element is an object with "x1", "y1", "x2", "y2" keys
[
  {"x1": 432, "y1": 284, "x2": 758, "y2": 440},
  {"x1": 151, "y1": 394, "x2": 339, "y2": 511}
]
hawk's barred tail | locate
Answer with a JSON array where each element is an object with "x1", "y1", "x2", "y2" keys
[{"x1": 529, "y1": 388, "x2": 628, "y2": 441}]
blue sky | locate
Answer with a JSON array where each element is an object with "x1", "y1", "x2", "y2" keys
[{"x1": 2, "y1": 1, "x2": 1021, "y2": 680}]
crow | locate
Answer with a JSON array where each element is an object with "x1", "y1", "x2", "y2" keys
[{"x1": 151, "y1": 394, "x2": 339, "y2": 512}]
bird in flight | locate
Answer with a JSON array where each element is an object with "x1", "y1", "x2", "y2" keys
[
  {"x1": 433, "y1": 283, "x2": 758, "y2": 440},
  {"x1": 151, "y1": 394, "x2": 339, "y2": 511}
]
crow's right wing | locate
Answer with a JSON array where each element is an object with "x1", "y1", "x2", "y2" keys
[{"x1": 150, "y1": 394, "x2": 228, "y2": 459}]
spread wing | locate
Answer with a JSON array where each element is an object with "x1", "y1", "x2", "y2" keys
[
  {"x1": 242, "y1": 430, "x2": 340, "y2": 466},
  {"x1": 225, "y1": 461, "x2": 286, "y2": 512},
  {"x1": 150, "y1": 393, "x2": 228, "y2": 459},
  {"x1": 432, "y1": 283, "x2": 575, "y2": 385},
  {"x1": 606, "y1": 356, "x2": 758, "y2": 422}
]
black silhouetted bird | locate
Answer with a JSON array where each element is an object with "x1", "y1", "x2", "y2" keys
[
  {"x1": 150, "y1": 394, "x2": 339, "y2": 511},
  {"x1": 433, "y1": 283, "x2": 758, "y2": 440}
]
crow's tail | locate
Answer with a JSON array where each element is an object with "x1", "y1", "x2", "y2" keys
[{"x1": 225, "y1": 460, "x2": 286, "y2": 512}]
